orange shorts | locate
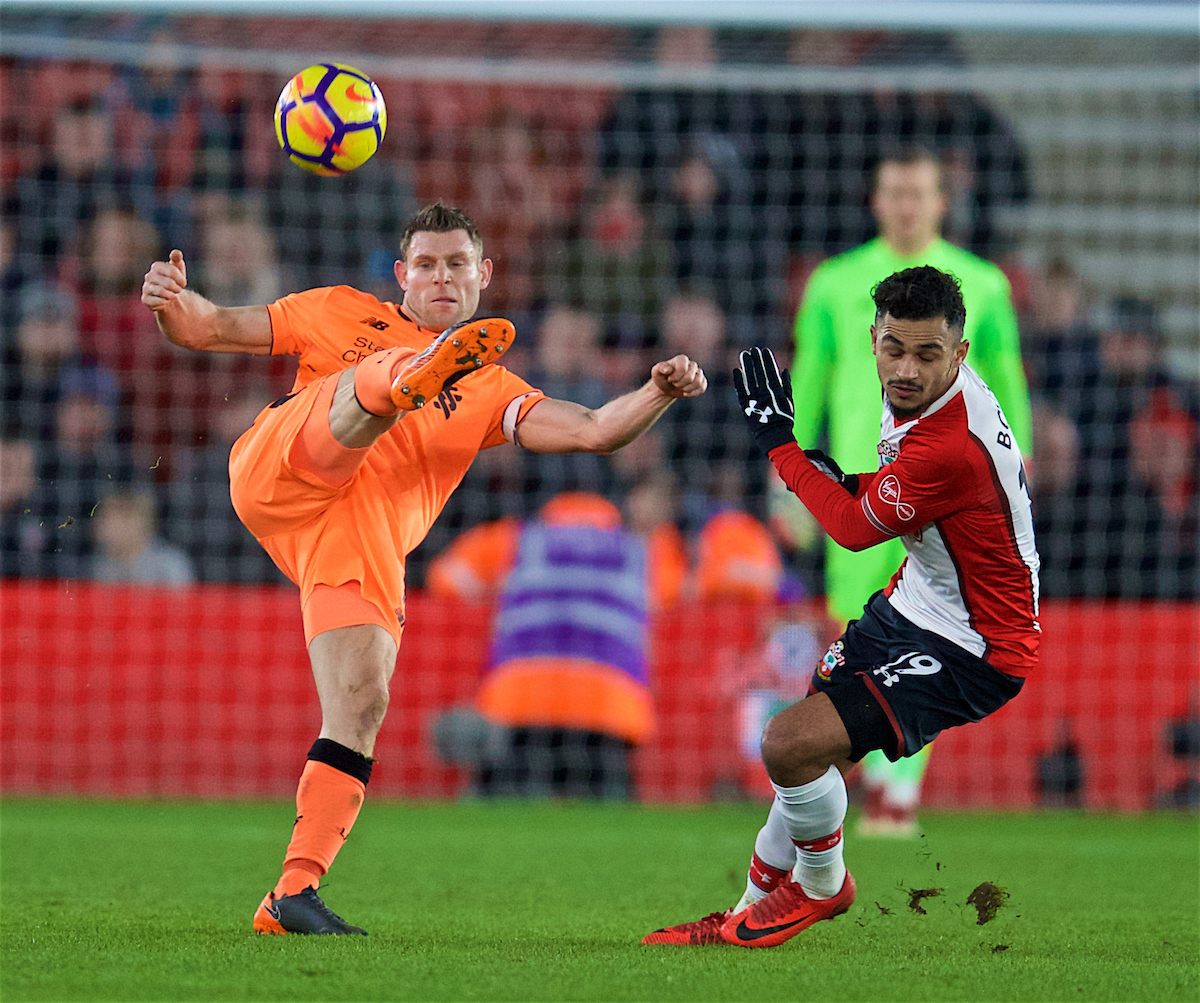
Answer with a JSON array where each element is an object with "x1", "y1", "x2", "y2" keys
[{"x1": 229, "y1": 373, "x2": 406, "y2": 647}]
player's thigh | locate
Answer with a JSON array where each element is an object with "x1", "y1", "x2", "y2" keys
[
  {"x1": 228, "y1": 377, "x2": 346, "y2": 539},
  {"x1": 812, "y1": 598, "x2": 1023, "y2": 762}
]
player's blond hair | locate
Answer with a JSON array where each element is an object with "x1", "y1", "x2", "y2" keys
[{"x1": 399, "y1": 201, "x2": 484, "y2": 262}]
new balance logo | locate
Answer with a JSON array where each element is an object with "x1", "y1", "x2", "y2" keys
[
  {"x1": 360, "y1": 316, "x2": 390, "y2": 331},
  {"x1": 432, "y1": 388, "x2": 463, "y2": 417}
]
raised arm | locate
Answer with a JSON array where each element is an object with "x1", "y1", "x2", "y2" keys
[
  {"x1": 516, "y1": 354, "x2": 706, "y2": 455},
  {"x1": 141, "y1": 249, "x2": 273, "y2": 355}
]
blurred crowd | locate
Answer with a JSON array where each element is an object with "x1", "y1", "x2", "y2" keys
[{"x1": 0, "y1": 20, "x2": 1195, "y2": 598}]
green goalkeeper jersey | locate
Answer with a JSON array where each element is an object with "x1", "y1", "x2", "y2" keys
[{"x1": 791, "y1": 237, "x2": 1031, "y2": 622}]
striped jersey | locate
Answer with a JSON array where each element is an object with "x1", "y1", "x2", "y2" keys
[{"x1": 771, "y1": 363, "x2": 1041, "y2": 676}]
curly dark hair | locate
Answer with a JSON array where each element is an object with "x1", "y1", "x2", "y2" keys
[
  {"x1": 399, "y1": 201, "x2": 484, "y2": 262},
  {"x1": 871, "y1": 266, "x2": 967, "y2": 337}
]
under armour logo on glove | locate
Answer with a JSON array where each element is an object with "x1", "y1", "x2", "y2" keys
[
  {"x1": 744, "y1": 399, "x2": 775, "y2": 423},
  {"x1": 734, "y1": 347, "x2": 797, "y2": 453}
]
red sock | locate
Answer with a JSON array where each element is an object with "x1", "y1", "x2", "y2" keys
[
  {"x1": 273, "y1": 760, "x2": 367, "y2": 897},
  {"x1": 749, "y1": 852, "x2": 792, "y2": 894}
]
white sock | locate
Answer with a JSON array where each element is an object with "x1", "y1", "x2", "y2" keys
[
  {"x1": 771, "y1": 766, "x2": 848, "y2": 900},
  {"x1": 733, "y1": 799, "x2": 797, "y2": 912}
]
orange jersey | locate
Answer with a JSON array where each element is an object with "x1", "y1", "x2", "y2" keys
[
  {"x1": 270, "y1": 285, "x2": 454, "y2": 391},
  {"x1": 229, "y1": 285, "x2": 544, "y2": 638}
]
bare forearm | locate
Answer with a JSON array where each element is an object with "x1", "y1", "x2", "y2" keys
[
  {"x1": 154, "y1": 290, "x2": 221, "y2": 350},
  {"x1": 519, "y1": 383, "x2": 674, "y2": 455},
  {"x1": 516, "y1": 354, "x2": 706, "y2": 455},
  {"x1": 154, "y1": 294, "x2": 271, "y2": 355},
  {"x1": 587, "y1": 381, "x2": 675, "y2": 453}
]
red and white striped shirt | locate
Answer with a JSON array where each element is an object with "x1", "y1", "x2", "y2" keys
[{"x1": 772, "y1": 364, "x2": 1040, "y2": 676}]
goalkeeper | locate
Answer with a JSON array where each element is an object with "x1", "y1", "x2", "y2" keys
[{"x1": 791, "y1": 147, "x2": 1031, "y2": 834}]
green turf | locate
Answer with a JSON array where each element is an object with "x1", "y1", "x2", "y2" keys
[{"x1": 1, "y1": 798, "x2": 1196, "y2": 1002}]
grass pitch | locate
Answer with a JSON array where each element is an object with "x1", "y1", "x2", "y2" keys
[{"x1": 1, "y1": 798, "x2": 1196, "y2": 1002}]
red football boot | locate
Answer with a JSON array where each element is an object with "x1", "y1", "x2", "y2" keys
[
  {"x1": 641, "y1": 910, "x2": 731, "y2": 946},
  {"x1": 720, "y1": 872, "x2": 856, "y2": 948}
]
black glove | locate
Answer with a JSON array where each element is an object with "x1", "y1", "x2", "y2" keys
[
  {"x1": 802, "y1": 449, "x2": 860, "y2": 497},
  {"x1": 734, "y1": 347, "x2": 796, "y2": 453}
]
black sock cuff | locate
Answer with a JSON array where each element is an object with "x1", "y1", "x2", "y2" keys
[{"x1": 307, "y1": 739, "x2": 374, "y2": 785}]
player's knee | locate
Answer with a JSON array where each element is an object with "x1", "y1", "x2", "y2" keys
[
  {"x1": 354, "y1": 674, "x2": 389, "y2": 729},
  {"x1": 760, "y1": 713, "x2": 826, "y2": 784}
]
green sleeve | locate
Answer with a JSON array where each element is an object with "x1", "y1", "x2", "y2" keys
[
  {"x1": 791, "y1": 269, "x2": 836, "y2": 447},
  {"x1": 969, "y1": 277, "x2": 1032, "y2": 454}
]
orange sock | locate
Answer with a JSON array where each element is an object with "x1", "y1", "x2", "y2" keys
[
  {"x1": 273, "y1": 754, "x2": 370, "y2": 898},
  {"x1": 353, "y1": 346, "x2": 418, "y2": 417}
]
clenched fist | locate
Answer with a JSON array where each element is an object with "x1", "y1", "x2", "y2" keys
[
  {"x1": 651, "y1": 355, "x2": 707, "y2": 400},
  {"x1": 141, "y1": 249, "x2": 188, "y2": 311}
]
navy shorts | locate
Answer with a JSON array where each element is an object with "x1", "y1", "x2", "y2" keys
[{"x1": 811, "y1": 592, "x2": 1024, "y2": 762}]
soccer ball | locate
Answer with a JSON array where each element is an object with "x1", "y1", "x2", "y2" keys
[{"x1": 274, "y1": 63, "x2": 387, "y2": 176}]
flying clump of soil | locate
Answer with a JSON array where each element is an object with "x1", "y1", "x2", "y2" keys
[{"x1": 966, "y1": 882, "x2": 1009, "y2": 925}]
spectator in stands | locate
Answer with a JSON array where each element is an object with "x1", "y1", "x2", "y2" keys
[
  {"x1": 79, "y1": 206, "x2": 161, "y2": 298},
  {"x1": 653, "y1": 290, "x2": 763, "y2": 531},
  {"x1": 193, "y1": 196, "x2": 284, "y2": 306},
  {"x1": 430, "y1": 491, "x2": 673, "y2": 798},
  {"x1": 597, "y1": 25, "x2": 786, "y2": 321},
  {"x1": 1071, "y1": 297, "x2": 1198, "y2": 598},
  {"x1": 92, "y1": 489, "x2": 194, "y2": 586},
  {"x1": 654, "y1": 134, "x2": 783, "y2": 319},
  {"x1": 265, "y1": 155, "x2": 415, "y2": 289},
  {"x1": 14, "y1": 96, "x2": 150, "y2": 268},
  {"x1": 164, "y1": 388, "x2": 286, "y2": 584},
  {"x1": 0, "y1": 217, "x2": 25, "y2": 336},
  {"x1": 546, "y1": 173, "x2": 673, "y2": 344},
  {"x1": 1021, "y1": 258, "x2": 1102, "y2": 409},
  {"x1": 0, "y1": 437, "x2": 44, "y2": 577},
  {"x1": 623, "y1": 470, "x2": 689, "y2": 609},
  {"x1": 33, "y1": 366, "x2": 139, "y2": 578},
  {"x1": 115, "y1": 28, "x2": 199, "y2": 195},
  {"x1": 517, "y1": 305, "x2": 614, "y2": 506},
  {"x1": 2, "y1": 281, "x2": 83, "y2": 444},
  {"x1": 1017, "y1": 258, "x2": 1094, "y2": 594},
  {"x1": 463, "y1": 108, "x2": 556, "y2": 315},
  {"x1": 694, "y1": 508, "x2": 785, "y2": 604}
]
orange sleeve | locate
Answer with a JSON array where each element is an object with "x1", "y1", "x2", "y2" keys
[
  {"x1": 265, "y1": 287, "x2": 338, "y2": 357},
  {"x1": 426, "y1": 518, "x2": 520, "y2": 600},
  {"x1": 479, "y1": 367, "x2": 546, "y2": 450}
]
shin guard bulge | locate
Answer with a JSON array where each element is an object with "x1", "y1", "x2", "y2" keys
[
  {"x1": 771, "y1": 766, "x2": 848, "y2": 899},
  {"x1": 275, "y1": 743, "x2": 372, "y2": 896}
]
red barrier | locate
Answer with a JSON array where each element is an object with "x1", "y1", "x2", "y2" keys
[{"x1": 1, "y1": 581, "x2": 1195, "y2": 808}]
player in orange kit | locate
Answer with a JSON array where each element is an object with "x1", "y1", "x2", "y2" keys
[{"x1": 141, "y1": 202, "x2": 707, "y2": 935}]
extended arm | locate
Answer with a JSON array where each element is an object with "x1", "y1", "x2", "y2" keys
[
  {"x1": 516, "y1": 355, "x2": 706, "y2": 455},
  {"x1": 141, "y1": 249, "x2": 273, "y2": 355}
]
